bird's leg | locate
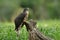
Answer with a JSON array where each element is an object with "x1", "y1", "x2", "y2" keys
[
  {"x1": 15, "y1": 29, "x2": 20, "y2": 37},
  {"x1": 17, "y1": 30, "x2": 20, "y2": 37},
  {"x1": 15, "y1": 23, "x2": 23, "y2": 37}
]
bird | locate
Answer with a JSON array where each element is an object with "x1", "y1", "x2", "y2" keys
[{"x1": 14, "y1": 8, "x2": 29, "y2": 35}]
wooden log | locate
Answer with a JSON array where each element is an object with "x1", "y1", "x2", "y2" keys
[
  {"x1": 33, "y1": 28, "x2": 51, "y2": 40},
  {"x1": 24, "y1": 20, "x2": 52, "y2": 40}
]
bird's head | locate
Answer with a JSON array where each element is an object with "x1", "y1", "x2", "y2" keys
[{"x1": 23, "y1": 8, "x2": 29, "y2": 13}]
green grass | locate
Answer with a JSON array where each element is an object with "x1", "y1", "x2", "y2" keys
[{"x1": 0, "y1": 20, "x2": 60, "y2": 40}]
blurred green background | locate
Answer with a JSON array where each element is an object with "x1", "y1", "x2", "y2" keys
[
  {"x1": 0, "y1": 0, "x2": 60, "y2": 40},
  {"x1": 0, "y1": 0, "x2": 60, "y2": 22}
]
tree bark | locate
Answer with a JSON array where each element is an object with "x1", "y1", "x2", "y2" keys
[{"x1": 24, "y1": 21, "x2": 51, "y2": 40}]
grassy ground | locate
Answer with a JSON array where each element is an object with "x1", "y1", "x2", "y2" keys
[{"x1": 0, "y1": 20, "x2": 60, "y2": 40}]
